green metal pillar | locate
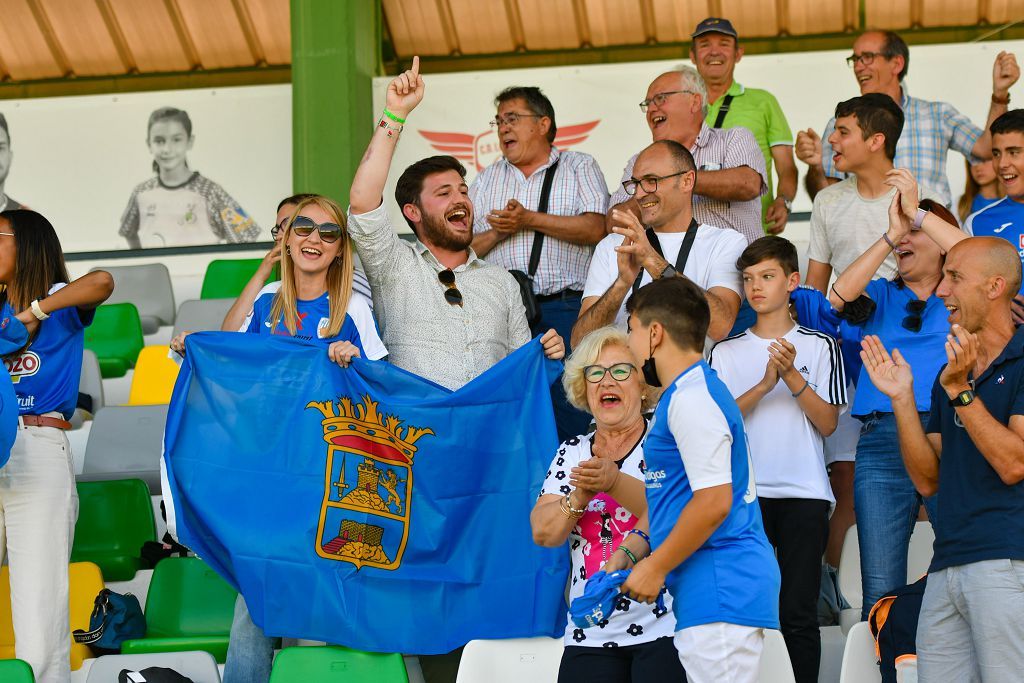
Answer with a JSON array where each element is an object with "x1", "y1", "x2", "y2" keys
[{"x1": 291, "y1": 0, "x2": 381, "y2": 204}]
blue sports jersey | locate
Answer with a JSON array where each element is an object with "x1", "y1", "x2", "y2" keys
[
  {"x1": 965, "y1": 197, "x2": 1024, "y2": 293},
  {"x1": 243, "y1": 285, "x2": 387, "y2": 360},
  {"x1": 643, "y1": 360, "x2": 780, "y2": 631},
  {"x1": 0, "y1": 307, "x2": 28, "y2": 466},
  {"x1": 3, "y1": 285, "x2": 93, "y2": 419},
  {"x1": 790, "y1": 286, "x2": 864, "y2": 385}
]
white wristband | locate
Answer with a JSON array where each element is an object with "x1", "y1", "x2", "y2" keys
[{"x1": 29, "y1": 299, "x2": 49, "y2": 321}]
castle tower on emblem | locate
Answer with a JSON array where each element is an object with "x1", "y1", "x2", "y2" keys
[{"x1": 306, "y1": 396, "x2": 434, "y2": 570}]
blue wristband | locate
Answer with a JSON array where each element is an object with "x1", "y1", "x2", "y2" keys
[{"x1": 625, "y1": 528, "x2": 650, "y2": 545}]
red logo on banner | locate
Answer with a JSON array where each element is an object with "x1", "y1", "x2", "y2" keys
[{"x1": 419, "y1": 121, "x2": 601, "y2": 172}]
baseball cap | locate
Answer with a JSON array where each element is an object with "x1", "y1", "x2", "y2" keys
[{"x1": 691, "y1": 17, "x2": 739, "y2": 40}]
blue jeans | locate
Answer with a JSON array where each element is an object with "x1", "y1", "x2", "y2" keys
[
  {"x1": 536, "y1": 294, "x2": 591, "y2": 442},
  {"x1": 853, "y1": 411, "x2": 938, "y2": 620},
  {"x1": 223, "y1": 594, "x2": 279, "y2": 683}
]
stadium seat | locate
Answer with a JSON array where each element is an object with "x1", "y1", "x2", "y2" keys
[
  {"x1": 758, "y1": 629, "x2": 797, "y2": 683},
  {"x1": 72, "y1": 479, "x2": 157, "y2": 581},
  {"x1": 92, "y1": 264, "x2": 175, "y2": 334},
  {"x1": 84, "y1": 303, "x2": 145, "y2": 378},
  {"x1": 79, "y1": 404, "x2": 168, "y2": 493},
  {"x1": 121, "y1": 557, "x2": 238, "y2": 663},
  {"x1": 200, "y1": 259, "x2": 265, "y2": 299},
  {"x1": 127, "y1": 346, "x2": 181, "y2": 405},
  {"x1": 173, "y1": 298, "x2": 235, "y2": 337},
  {"x1": 839, "y1": 621, "x2": 882, "y2": 683},
  {"x1": 838, "y1": 522, "x2": 935, "y2": 634},
  {"x1": 455, "y1": 637, "x2": 562, "y2": 683},
  {"x1": 0, "y1": 561, "x2": 104, "y2": 671},
  {"x1": 269, "y1": 646, "x2": 408, "y2": 682},
  {"x1": 0, "y1": 659, "x2": 34, "y2": 682},
  {"x1": 86, "y1": 650, "x2": 221, "y2": 683}
]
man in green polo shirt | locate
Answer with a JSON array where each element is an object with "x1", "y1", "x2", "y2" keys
[{"x1": 691, "y1": 17, "x2": 798, "y2": 235}]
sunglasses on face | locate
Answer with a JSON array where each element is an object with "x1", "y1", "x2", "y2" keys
[
  {"x1": 290, "y1": 216, "x2": 343, "y2": 243},
  {"x1": 583, "y1": 362, "x2": 636, "y2": 383},
  {"x1": 438, "y1": 268, "x2": 463, "y2": 306},
  {"x1": 902, "y1": 299, "x2": 927, "y2": 333}
]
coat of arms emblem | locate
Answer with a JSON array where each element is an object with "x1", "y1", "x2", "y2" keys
[{"x1": 306, "y1": 396, "x2": 435, "y2": 570}]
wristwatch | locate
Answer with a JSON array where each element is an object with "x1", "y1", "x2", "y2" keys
[
  {"x1": 659, "y1": 264, "x2": 679, "y2": 279},
  {"x1": 948, "y1": 389, "x2": 976, "y2": 407}
]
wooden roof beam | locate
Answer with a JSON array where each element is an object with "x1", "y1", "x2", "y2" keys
[
  {"x1": 95, "y1": 0, "x2": 139, "y2": 74},
  {"x1": 503, "y1": 0, "x2": 527, "y2": 51},
  {"x1": 434, "y1": 0, "x2": 462, "y2": 56},
  {"x1": 571, "y1": 0, "x2": 592, "y2": 49},
  {"x1": 163, "y1": 0, "x2": 202, "y2": 70},
  {"x1": 26, "y1": 0, "x2": 73, "y2": 77},
  {"x1": 230, "y1": 0, "x2": 267, "y2": 67}
]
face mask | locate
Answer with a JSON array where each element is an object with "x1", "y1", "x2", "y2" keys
[{"x1": 641, "y1": 331, "x2": 662, "y2": 387}]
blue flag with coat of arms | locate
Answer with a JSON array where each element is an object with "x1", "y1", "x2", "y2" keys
[{"x1": 163, "y1": 332, "x2": 569, "y2": 654}]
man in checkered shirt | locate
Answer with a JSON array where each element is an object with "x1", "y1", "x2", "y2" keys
[
  {"x1": 470, "y1": 86, "x2": 609, "y2": 441},
  {"x1": 797, "y1": 30, "x2": 1020, "y2": 207}
]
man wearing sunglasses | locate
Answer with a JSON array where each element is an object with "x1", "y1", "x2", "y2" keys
[
  {"x1": 607, "y1": 65, "x2": 767, "y2": 245},
  {"x1": 348, "y1": 57, "x2": 564, "y2": 386},
  {"x1": 796, "y1": 30, "x2": 1019, "y2": 205},
  {"x1": 468, "y1": 86, "x2": 608, "y2": 441}
]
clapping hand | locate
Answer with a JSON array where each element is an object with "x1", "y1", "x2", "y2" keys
[
  {"x1": 860, "y1": 335, "x2": 915, "y2": 402},
  {"x1": 570, "y1": 457, "x2": 620, "y2": 494},
  {"x1": 938, "y1": 324, "x2": 978, "y2": 397},
  {"x1": 611, "y1": 208, "x2": 659, "y2": 280},
  {"x1": 386, "y1": 56, "x2": 424, "y2": 119},
  {"x1": 488, "y1": 198, "x2": 530, "y2": 235}
]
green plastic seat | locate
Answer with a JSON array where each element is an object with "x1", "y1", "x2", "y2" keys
[
  {"x1": 83, "y1": 303, "x2": 145, "y2": 378},
  {"x1": 71, "y1": 479, "x2": 157, "y2": 581},
  {"x1": 200, "y1": 259, "x2": 267, "y2": 299},
  {"x1": 121, "y1": 557, "x2": 238, "y2": 663},
  {"x1": 0, "y1": 659, "x2": 35, "y2": 682},
  {"x1": 269, "y1": 646, "x2": 409, "y2": 683}
]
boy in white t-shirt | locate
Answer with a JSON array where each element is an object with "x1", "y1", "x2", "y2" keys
[{"x1": 709, "y1": 236, "x2": 846, "y2": 683}]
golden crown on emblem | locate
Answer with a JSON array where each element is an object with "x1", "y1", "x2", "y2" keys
[{"x1": 306, "y1": 395, "x2": 434, "y2": 463}]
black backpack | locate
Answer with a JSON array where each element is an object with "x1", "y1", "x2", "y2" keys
[
  {"x1": 868, "y1": 575, "x2": 927, "y2": 683},
  {"x1": 118, "y1": 668, "x2": 194, "y2": 683}
]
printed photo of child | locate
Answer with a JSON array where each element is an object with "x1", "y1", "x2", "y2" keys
[{"x1": 119, "y1": 106, "x2": 260, "y2": 248}]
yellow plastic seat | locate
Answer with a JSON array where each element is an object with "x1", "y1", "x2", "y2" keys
[
  {"x1": 0, "y1": 561, "x2": 104, "y2": 671},
  {"x1": 127, "y1": 346, "x2": 181, "y2": 405}
]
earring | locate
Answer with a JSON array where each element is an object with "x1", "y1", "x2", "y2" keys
[{"x1": 286, "y1": 246, "x2": 291, "y2": 255}]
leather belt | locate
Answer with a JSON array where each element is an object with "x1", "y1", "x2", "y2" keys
[
  {"x1": 536, "y1": 289, "x2": 583, "y2": 303},
  {"x1": 20, "y1": 415, "x2": 72, "y2": 430}
]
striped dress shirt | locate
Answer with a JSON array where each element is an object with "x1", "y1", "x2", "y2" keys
[
  {"x1": 609, "y1": 123, "x2": 768, "y2": 244},
  {"x1": 470, "y1": 148, "x2": 609, "y2": 295}
]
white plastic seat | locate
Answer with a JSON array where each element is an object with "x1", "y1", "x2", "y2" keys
[
  {"x1": 455, "y1": 637, "x2": 563, "y2": 683},
  {"x1": 173, "y1": 298, "x2": 236, "y2": 337},
  {"x1": 839, "y1": 621, "x2": 882, "y2": 683},
  {"x1": 79, "y1": 404, "x2": 168, "y2": 493},
  {"x1": 86, "y1": 650, "x2": 220, "y2": 682},
  {"x1": 759, "y1": 629, "x2": 797, "y2": 683}
]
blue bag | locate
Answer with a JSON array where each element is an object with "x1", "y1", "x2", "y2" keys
[{"x1": 73, "y1": 588, "x2": 147, "y2": 654}]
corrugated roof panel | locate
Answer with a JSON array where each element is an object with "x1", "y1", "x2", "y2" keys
[
  {"x1": 782, "y1": 0, "x2": 848, "y2": 36},
  {"x1": 449, "y1": 0, "x2": 516, "y2": 54},
  {"x1": 518, "y1": 0, "x2": 582, "y2": 50},
  {"x1": 0, "y1": 0, "x2": 64, "y2": 80},
  {"x1": 919, "y1": 0, "x2": 979, "y2": 27},
  {"x1": 865, "y1": 0, "x2": 913, "y2": 29},
  {"x1": 650, "y1": 0, "x2": 712, "y2": 43},
  {"x1": 175, "y1": 0, "x2": 255, "y2": 70},
  {"x1": 584, "y1": 0, "x2": 647, "y2": 47},
  {"x1": 239, "y1": 0, "x2": 291, "y2": 65},
  {"x1": 383, "y1": 0, "x2": 451, "y2": 56},
  {"x1": 107, "y1": 0, "x2": 192, "y2": 72},
  {"x1": 721, "y1": 0, "x2": 779, "y2": 38},
  {"x1": 987, "y1": 0, "x2": 1024, "y2": 23},
  {"x1": 40, "y1": 0, "x2": 125, "y2": 76}
]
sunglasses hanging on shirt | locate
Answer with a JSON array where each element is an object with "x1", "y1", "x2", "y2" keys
[{"x1": 438, "y1": 269, "x2": 463, "y2": 306}]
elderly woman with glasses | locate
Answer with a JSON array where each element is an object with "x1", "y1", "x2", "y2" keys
[
  {"x1": 824, "y1": 170, "x2": 965, "y2": 619},
  {"x1": 531, "y1": 326, "x2": 684, "y2": 682}
]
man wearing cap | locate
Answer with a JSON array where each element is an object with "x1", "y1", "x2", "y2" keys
[
  {"x1": 608, "y1": 66, "x2": 767, "y2": 245},
  {"x1": 0, "y1": 114, "x2": 24, "y2": 212},
  {"x1": 797, "y1": 30, "x2": 1020, "y2": 205},
  {"x1": 690, "y1": 17, "x2": 798, "y2": 236}
]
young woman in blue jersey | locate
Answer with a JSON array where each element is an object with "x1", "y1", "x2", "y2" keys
[
  {"x1": 0, "y1": 209, "x2": 113, "y2": 683},
  {"x1": 827, "y1": 170, "x2": 965, "y2": 619}
]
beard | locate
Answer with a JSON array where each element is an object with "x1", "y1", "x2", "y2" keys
[{"x1": 420, "y1": 205, "x2": 473, "y2": 251}]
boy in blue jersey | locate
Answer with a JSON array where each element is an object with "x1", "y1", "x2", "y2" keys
[
  {"x1": 964, "y1": 109, "x2": 1024, "y2": 323},
  {"x1": 619, "y1": 275, "x2": 780, "y2": 683}
]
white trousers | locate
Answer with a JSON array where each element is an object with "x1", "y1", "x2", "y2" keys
[
  {"x1": 674, "y1": 622, "x2": 765, "y2": 683},
  {"x1": 0, "y1": 423, "x2": 78, "y2": 683}
]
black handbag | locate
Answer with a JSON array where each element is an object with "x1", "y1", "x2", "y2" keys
[
  {"x1": 118, "y1": 668, "x2": 195, "y2": 683},
  {"x1": 508, "y1": 159, "x2": 559, "y2": 330}
]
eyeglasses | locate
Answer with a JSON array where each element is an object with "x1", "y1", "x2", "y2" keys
[
  {"x1": 639, "y1": 91, "x2": 693, "y2": 112},
  {"x1": 438, "y1": 269, "x2": 463, "y2": 306},
  {"x1": 622, "y1": 170, "x2": 690, "y2": 196},
  {"x1": 270, "y1": 221, "x2": 287, "y2": 239},
  {"x1": 583, "y1": 363, "x2": 636, "y2": 383},
  {"x1": 902, "y1": 299, "x2": 927, "y2": 332},
  {"x1": 489, "y1": 113, "x2": 543, "y2": 128},
  {"x1": 846, "y1": 51, "x2": 884, "y2": 67},
  {"x1": 0, "y1": 232, "x2": 13, "y2": 237},
  {"x1": 290, "y1": 216, "x2": 343, "y2": 243}
]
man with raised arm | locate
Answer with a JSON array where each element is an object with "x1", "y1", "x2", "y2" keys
[{"x1": 861, "y1": 237, "x2": 1024, "y2": 681}]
